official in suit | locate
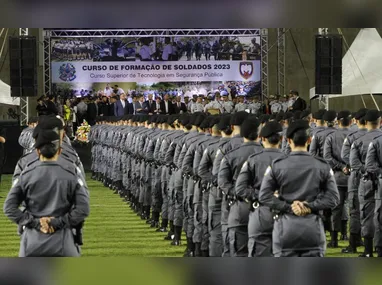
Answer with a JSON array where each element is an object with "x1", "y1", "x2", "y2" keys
[
  {"x1": 174, "y1": 96, "x2": 187, "y2": 114},
  {"x1": 135, "y1": 95, "x2": 146, "y2": 115},
  {"x1": 160, "y1": 94, "x2": 174, "y2": 115},
  {"x1": 290, "y1": 90, "x2": 307, "y2": 112},
  {"x1": 154, "y1": 97, "x2": 162, "y2": 114},
  {"x1": 144, "y1": 94, "x2": 156, "y2": 114},
  {"x1": 114, "y1": 94, "x2": 128, "y2": 117}
]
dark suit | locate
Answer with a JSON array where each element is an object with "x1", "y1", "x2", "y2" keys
[
  {"x1": 144, "y1": 100, "x2": 156, "y2": 114},
  {"x1": 98, "y1": 102, "x2": 110, "y2": 116},
  {"x1": 109, "y1": 103, "x2": 115, "y2": 116},
  {"x1": 174, "y1": 102, "x2": 188, "y2": 114},
  {"x1": 291, "y1": 97, "x2": 306, "y2": 111},
  {"x1": 160, "y1": 100, "x2": 174, "y2": 115},
  {"x1": 126, "y1": 102, "x2": 134, "y2": 114},
  {"x1": 87, "y1": 102, "x2": 98, "y2": 126},
  {"x1": 46, "y1": 100, "x2": 59, "y2": 115},
  {"x1": 114, "y1": 100, "x2": 127, "y2": 117},
  {"x1": 134, "y1": 101, "x2": 146, "y2": 114}
]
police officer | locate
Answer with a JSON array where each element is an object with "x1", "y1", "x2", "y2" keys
[
  {"x1": 191, "y1": 96, "x2": 205, "y2": 113},
  {"x1": 323, "y1": 110, "x2": 352, "y2": 248},
  {"x1": 218, "y1": 117, "x2": 263, "y2": 257},
  {"x1": 199, "y1": 115, "x2": 232, "y2": 256},
  {"x1": 204, "y1": 92, "x2": 224, "y2": 114},
  {"x1": 259, "y1": 119, "x2": 339, "y2": 257},
  {"x1": 341, "y1": 108, "x2": 368, "y2": 254},
  {"x1": 221, "y1": 92, "x2": 234, "y2": 114},
  {"x1": 236, "y1": 121, "x2": 286, "y2": 257},
  {"x1": 312, "y1": 109, "x2": 327, "y2": 136},
  {"x1": 350, "y1": 109, "x2": 382, "y2": 257},
  {"x1": 270, "y1": 96, "x2": 282, "y2": 114},
  {"x1": 365, "y1": 114, "x2": 382, "y2": 257},
  {"x1": 4, "y1": 128, "x2": 90, "y2": 257},
  {"x1": 234, "y1": 96, "x2": 248, "y2": 112},
  {"x1": 309, "y1": 110, "x2": 337, "y2": 158}
]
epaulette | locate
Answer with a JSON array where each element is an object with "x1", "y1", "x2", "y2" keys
[
  {"x1": 372, "y1": 133, "x2": 382, "y2": 140},
  {"x1": 271, "y1": 155, "x2": 288, "y2": 165}
]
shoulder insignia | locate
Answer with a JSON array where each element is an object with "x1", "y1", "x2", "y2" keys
[
  {"x1": 264, "y1": 166, "x2": 271, "y2": 176},
  {"x1": 330, "y1": 169, "x2": 334, "y2": 176},
  {"x1": 12, "y1": 178, "x2": 19, "y2": 188},
  {"x1": 203, "y1": 148, "x2": 208, "y2": 156},
  {"x1": 343, "y1": 138, "x2": 347, "y2": 144},
  {"x1": 78, "y1": 178, "x2": 84, "y2": 187},
  {"x1": 215, "y1": 149, "x2": 221, "y2": 158}
]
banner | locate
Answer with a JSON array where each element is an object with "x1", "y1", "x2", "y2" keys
[{"x1": 52, "y1": 60, "x2": 260, "y2": 83}]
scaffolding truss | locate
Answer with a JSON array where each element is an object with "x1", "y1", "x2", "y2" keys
[
  {"x1": 45, "y1": 29, "x2": 262, "y2": 38},
  {"x1": 19, "y1": 28, "x2": 29, "y2": 126},
  {"x1": 43, "y1": 28, "x2": 268, "y2": 101},
  {"x1": 260, "y1": 28, "x2": 268, "y2": 102},
  {"x1": 277, "y1": 28, "x2": 286, "y2": 96}
]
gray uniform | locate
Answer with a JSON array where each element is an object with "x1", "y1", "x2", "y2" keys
[
  {"x1": 341, "y1": 128, "x2": 367, "y2": 236},
  {"x1": 270, "y1": 102, "x2": 282, "y2": 114},
  {"x1": 191, "y1": 102, "x2": 204, "y2": 113},
  {"x1": 350, "y1": 129, "x2": 382, "y2": 240},
  {"x1": 235, "y1": 148, "x2": 287, "y2": 257},
  {"x1": 365, "y1": 135, "x2": 382, "y2": 250},
  {"x1": 4, "y1": 161, "x2": 90, "y2": 257},
  {"x1": 213, "y1": 135, "x2": 243, "y2": 256},
  {"x1": 18, "y1": 127, "x2": 35, "y2": 155},
  {"x1": 200, "y1": 137, "x2": 230, "y2": 256},
  {"x1": 309, "y1": 127, "x2": 337, "y2": 158},
  {"x1": 234, "y1": 102, "x2": 248, "y2": 113},
  {"x1": 222, "y1": 101, "x2": 234, "y2": 114},
  {"x1": 204, "y1": 101, "x2": 224, "y2": 113},
  {"x1": 218, "y1": 142, "x2": 263, "y2": 257},
  {"x1": 323, "y1": 128, "x2": 351, "y2": 233},
  {"x1": 259, "y1": 152, "x2": 339, "y2": 257}
]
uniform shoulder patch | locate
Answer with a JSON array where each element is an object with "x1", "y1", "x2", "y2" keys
[
  {"x1": 12, "y1": 178, "x2": 19, "y2": 188},
  {"x1": 264, "y1": 166, "x2": 271, "y2": 176},
  {"x1": 78, "y1": 178, "x2": 84, "y2": 187},
  {"x1": 329, "y1": 169, "x2": 334, "y2": 176}
]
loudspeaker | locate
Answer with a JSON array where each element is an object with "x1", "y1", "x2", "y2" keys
[
  {"x1": 0, "y1": 120, "x2": 23, "y2": 174},
  {"x1": 315, "y1": 35, "x2": 343, "y2": 95},
  {"x1": 9, "y1": 36, "x2": 37, "y2": 97}
]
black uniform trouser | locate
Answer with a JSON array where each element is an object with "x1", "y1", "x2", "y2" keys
[
  {"x1": 348, "y1": 173, "x2": 361, "y2": 235},
  {"x1": 208, "y1": 189, "x2": 223, "y2": 257},
  {"x1": 228, "y1": 226, "x2": 248, "y2": 257},
  {"x1": 374, "y1": 198, "x2": 382, "y2": 248},
  {"x1": 348, "y1": 191, "x2": 361, "y2": 234},
  {"x1": 277, "y1": 250, "x2": 324, "y2": 257},
  {"x1": 359, "y1": 180, "x2": 375, "y2": 239},
  {"x1": 221, "y1": 195, "x2": 230, "y2": 257},
  {"x1": 168, "y1": 172, "x2": 176, "y2": 222},
  {"x1": 193, "y1": 181, "x2": 203, "y2": 243},
  {"x1": 248, "y1": 206, "x2": 274, "y2": 257},
  {"x1": 201, "y1": 191, "x2": 210, "y2": 251},
  {"x1": 161, "y1": 167, "x2": 169, "y2": 220},
  {"x1": 173, "y1": 170, "x2": 184, "y2": 227},
  {"x1": 331, "y1": 186, "x2": 348, "y2": 232},
  {"x1": 186, "y1": 178, "x2": 195, "y2": 239}
]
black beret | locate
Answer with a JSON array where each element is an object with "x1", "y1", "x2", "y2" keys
[
  {"x1": 312, "y1": 109, "x2": 326, "y2": 120},
  {"x1": 240, "y1": 117, "x2": 260, "y2": 139},
  {"x1": 260, "y1": 114, "x2": 270, "y2": 124},
  {"x1": 276, "y1": 113, "x2": 284, "y2": 122},
  {"x1": 364, "y1": 109, "x2": 380, "y2": 122},
  {"x1": 230, "y1": 111, "x2": 249, "y2": 126},
  {"x1": 300, "y1": 110, "x2": 311, "y2": 119},
  {"x1": 283, "y1": 112, "x2": 294, "y2": 121},
  {"x1": 286, "y1": 119, "x2": 310, "y2": 139},
  {"x1": 38, "y1": 115, "x2": 65, "y2": 131},
  {"x1": 323, "y1": 110, "x2": 337, "y2": 122},
  {"x1": 217, "y1": 115, "x2": 232, "y2": 131},
  {"x1": 34, "y1": 129, "x2": 60, "y2": 149},
  {"x1": 209, "y1": 116, "x2": 220, "y2": 128},
  {"x1": 337, "y1": 110, "x2": 352, "y2": 120},
  {"x1": 260, "y1": 121, "x2": 283, "y2": 138},
  {"x1": 195, "y1": 113, "x2": 207, "y2": 127},
  {"x1": 180, "y1": 114, "x2": 191, "y2": 126}
]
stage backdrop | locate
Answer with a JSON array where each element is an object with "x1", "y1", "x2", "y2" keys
[{"x1": 50, "y1": 35, "x2": 261, "y2": 97}]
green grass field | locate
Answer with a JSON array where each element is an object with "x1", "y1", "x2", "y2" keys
[{"x1": 0, "y1": 174, "x2": 361, "y2": 257}]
